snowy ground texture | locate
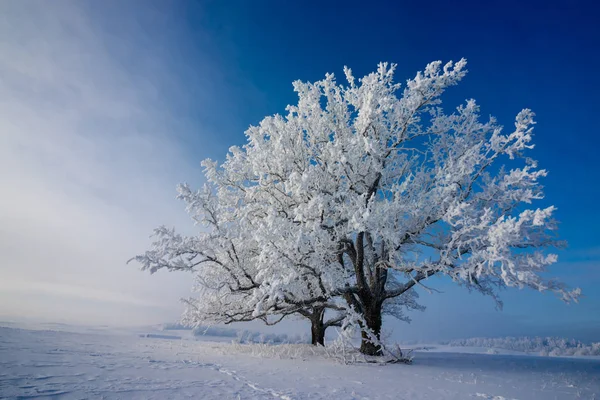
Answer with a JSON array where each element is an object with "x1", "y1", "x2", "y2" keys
[{"x1": 1, "y1": 326, "x2": 599, "y2": 399}]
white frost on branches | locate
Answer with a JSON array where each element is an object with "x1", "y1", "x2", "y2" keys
[{"x1": 131, "y1": 58, "x2": 579, "y2": 348}]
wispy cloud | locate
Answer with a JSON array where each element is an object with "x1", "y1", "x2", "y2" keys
[
  {"x1": 0, "y1": 279, "x2": 163, "y2": 308},
  {"x1": 0, "y1": 2, "x2": 208, "y2": 325}
]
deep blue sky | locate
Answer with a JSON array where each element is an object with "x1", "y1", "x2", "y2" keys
[
  {"x1": 139, "y1": 0, "x2": 600, "y2": 252},
  {"x1": 2, "y1": 0, "x2": 598, "y2": 341}
]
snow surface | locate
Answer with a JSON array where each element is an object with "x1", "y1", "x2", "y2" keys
[{"x1": 1, "y1": 325, "x2": 599, "y2": 399}]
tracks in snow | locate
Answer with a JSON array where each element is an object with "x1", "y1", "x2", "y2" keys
[{"x1": 181, "y1": 359, "x2": 293, "y2": 400}]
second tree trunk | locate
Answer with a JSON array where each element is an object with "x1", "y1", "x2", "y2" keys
[{"x1": 359, "y1": 301, "x2": 383, "y2": 356}]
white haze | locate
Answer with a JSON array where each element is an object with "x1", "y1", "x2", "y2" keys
[{"x1": 0, "y1": 2, "x2": 202, "y2": 326}]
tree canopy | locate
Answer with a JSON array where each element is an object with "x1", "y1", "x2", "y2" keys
[{"x1": 132, "y1": 59, "x2": 579, "y2": 355}]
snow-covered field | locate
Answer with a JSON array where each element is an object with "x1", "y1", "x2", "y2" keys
[{"x1": 1, "y1": 325, "x2": 599, "y2": 399}]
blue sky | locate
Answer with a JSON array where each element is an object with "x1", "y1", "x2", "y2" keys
[{"x1": 1, "y1": 0, "x2": 598, "y2": 341}]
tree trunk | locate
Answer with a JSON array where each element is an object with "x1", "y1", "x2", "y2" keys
[
  {"x1": 340, "y1": 232, "x2": 387, "y2": 356},
  {"x1": 310, "y1": 317, "x2": 325, "y2": 346},
  {"x1": 303, "y1": 305, "x2": 326, "y2": 346},
  {"x1": 359, "y1": 301, "x2": 383, "y2": 356}
]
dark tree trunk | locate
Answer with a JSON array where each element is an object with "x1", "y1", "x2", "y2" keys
[
  {"x1": 339, "y1": 231, "x2": 389, "y2": 356},
  {"x1": 302, "y1": 305, "x2": 327, "y2": 346},
  {"x1": 310, "y1": 318, "x2": 326, "y2": 346},
  {"x1": 359, "y1": 301, "x2": 383, "y2": 356}
]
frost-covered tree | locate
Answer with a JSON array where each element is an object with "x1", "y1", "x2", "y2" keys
[{"x1": 133, "y1": 58, "x2": 580, "y2": 356}]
